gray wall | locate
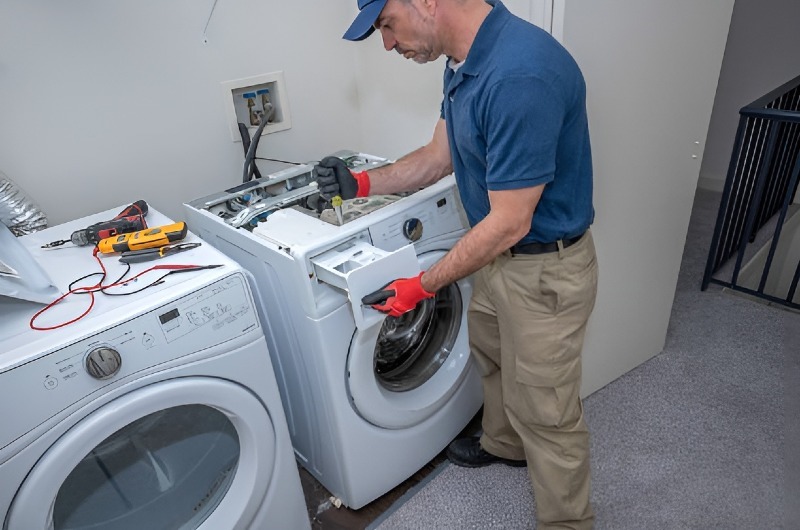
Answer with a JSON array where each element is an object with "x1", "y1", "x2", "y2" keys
[{"x1": 698, "y1": 0, "x2": 800, "y2": 192}]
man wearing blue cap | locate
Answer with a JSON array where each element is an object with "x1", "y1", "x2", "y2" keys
[{"x1": 315, "y1": 1, "x2": 597, "y2": 528}]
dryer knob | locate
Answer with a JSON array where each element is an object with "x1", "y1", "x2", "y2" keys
[
  {"x1": 403, "y1": 218, "x2": 423, "y2": 242},
  {"x1": 85, "y1": 347, "x2": 122, "y2": 380}
]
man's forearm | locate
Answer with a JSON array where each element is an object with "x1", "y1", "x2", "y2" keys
[
  {"x1": 421, "y1": 185, "x2": 544, "y2": 293},
  {"x1": 420, "y1": 213, "x2": 521, "y2": 293},
  {"x1": 369, "y1": 144, "x2": 452, "y2": 195},
  {"x1": 367, "y1": 118, "x2": 452, "y2": 195}
]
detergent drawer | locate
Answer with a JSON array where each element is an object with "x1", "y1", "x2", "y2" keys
[{"x1": 310, "y1": 240, "x2": 419, "y2": 330}]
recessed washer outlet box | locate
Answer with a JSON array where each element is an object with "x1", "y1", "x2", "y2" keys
[{"x1": 222, "y1": 71, "x2": 291, "y2": 142}]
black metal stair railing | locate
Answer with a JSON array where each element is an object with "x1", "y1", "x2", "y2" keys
[{"x1": 702, "y1": 75, "x2": 800, "y2": 310}]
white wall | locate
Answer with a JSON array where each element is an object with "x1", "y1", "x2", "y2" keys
[
  {"x1": 0, "y1": 0, "x2": 362, "y2": 224},
  {"x1": 561, "y1": 0, "x2": 734, "y2": 394},
  {"x1": 352, "y1": 41, "x2": 444, "y2": 160},
  {"x1": 698, "y1": 0, "x2": 800, "y2": 193}
]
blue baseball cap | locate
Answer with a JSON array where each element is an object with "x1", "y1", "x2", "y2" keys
[{"x1": 343, "y1": 0, "x2": 388, "y2": 41}]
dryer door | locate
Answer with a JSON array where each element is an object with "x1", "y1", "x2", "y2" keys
[
  {"x1": 347, "y1": 250, "x2": 474, "y2": 429},
  {"x1": 7, "y1": 378, "x2": 275, "y2": 530}
]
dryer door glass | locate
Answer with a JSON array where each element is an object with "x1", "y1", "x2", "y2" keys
[
  {"x1": 374, "y1": 281, "x2": 462, "y2": 391},
  {"x1": 52, "y1": 405, "x2": 239, "y2": 530}
]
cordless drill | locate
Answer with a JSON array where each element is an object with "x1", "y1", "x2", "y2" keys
[{"x1": 42, "y1": 200, "x2": 149, "y2": 248}]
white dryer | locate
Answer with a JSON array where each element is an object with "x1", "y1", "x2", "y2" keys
[
  {"x1": 0, "y1": 207, "x2": 309, "y2": 530},
  {"x1": 184, "y1": 155, "x2": 482, "y2": 509}
]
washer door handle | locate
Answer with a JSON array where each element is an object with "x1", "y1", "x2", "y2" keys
[{"x1": 361, "y1": 289, "x2": 393, "y2": 306}]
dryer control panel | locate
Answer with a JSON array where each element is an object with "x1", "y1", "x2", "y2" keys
[{"x1": 0, "y1": 272, "x2": 260, "y2": 453}]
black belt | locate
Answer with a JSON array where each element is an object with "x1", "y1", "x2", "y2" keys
[{"x1": 509, "y1": 232, "x2": 585, "y2": 256}]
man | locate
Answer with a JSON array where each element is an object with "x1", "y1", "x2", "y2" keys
[{"x1": 315, "y1": 1, "x2": 598, "y2": 528}]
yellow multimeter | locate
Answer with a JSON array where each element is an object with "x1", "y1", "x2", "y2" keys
[{"x1": 97, "y1": 222, "x2": 189, "y2": 254}]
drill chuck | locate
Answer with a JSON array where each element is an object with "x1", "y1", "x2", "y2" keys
[{"x1": 70, "y1": 230, "x2": 91, "y2": 247}]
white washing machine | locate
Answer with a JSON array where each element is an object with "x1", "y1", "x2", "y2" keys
[
  {"x1": 183, "y1": 154, "x2": 483, "y2": 509},
  {"x1": 0, "y1": 207, "x2": 309, "y2": 530}
]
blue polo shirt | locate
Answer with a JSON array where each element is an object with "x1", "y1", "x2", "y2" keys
[{"x1": 441, "y1": 0, "x2": 593, "y2": 244}]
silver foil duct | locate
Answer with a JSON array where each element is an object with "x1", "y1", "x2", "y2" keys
[{"x1": 0, "y1": 172, "x2": 48, "y2": 236}]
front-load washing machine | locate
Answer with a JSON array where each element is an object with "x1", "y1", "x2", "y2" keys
[
  {"x1": 183, "y1": 153, "x2": 483, "y2": 509},
  {"x1": 0, "y1": 207, "x2": 309, "y2": 529}
]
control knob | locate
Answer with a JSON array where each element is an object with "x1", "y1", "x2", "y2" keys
[
  {"x1": 403, "y1": 218, "x2": 423, "y2": 242},
  {"x1": 85, "y1": 346, "x2": 122, "y2": 380}
]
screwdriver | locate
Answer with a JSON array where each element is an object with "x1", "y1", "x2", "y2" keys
[
  {"x1": 331, "y1": 195, "x2": 344, "y2": 225},
  {"x1": 119, "y1": 242, "x2": 201, "y2": 264}
]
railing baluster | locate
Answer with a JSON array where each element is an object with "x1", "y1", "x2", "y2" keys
[
  {"x1": 703, "y1": 75, "x2": 800, "y2": 310},
  {"x1": 757, "y1": 155, "x2": 800, "y2": 293},
  {"x1": 731, "y1": 124, "x2": 780, "y2": 287}
]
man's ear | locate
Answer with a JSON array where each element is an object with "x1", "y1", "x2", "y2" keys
[{"x1": 421, "y1": 0, "x2": 437, "y2": 17}]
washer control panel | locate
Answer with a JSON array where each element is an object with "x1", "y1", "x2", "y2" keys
[
  {"x1": 368, "y1": 187, "x2": 465, "y2": 251},
  {"x1": 0, "y1": 272, "x2": 260, "y2": 452}
]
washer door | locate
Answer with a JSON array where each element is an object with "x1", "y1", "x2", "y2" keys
[
  {"x1": 347, "y1": 250, "x2": 473, "y2": 429},
  {"x1": 7, "y1": 378, "x2": 275, "y2": 530}
]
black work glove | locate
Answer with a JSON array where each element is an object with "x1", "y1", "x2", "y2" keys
[{"x1": 314, "y1": 156, "x2": 359, "y2": 200}]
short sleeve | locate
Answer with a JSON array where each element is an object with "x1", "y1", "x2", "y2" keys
[{"x1": 483, "y1": 75, "x2": 565, "y2": 191}]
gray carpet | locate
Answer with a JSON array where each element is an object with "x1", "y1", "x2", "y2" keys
[{"x1": 371, "y1": 188, "x2": 797, "y2": 529}]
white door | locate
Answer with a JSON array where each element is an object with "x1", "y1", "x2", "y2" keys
[
  {"x1": 503, "y1": 0, "x2": 564, "y2": 40},
  {"x1": 346, "y1": 250, "x2": 474, "y2": 429},
  {"x1": 557, "y1": 0, "x2": 736, "y2": 395},
  {"x1": 7, "y1": 378, "x2": 276, "y2": 530}
]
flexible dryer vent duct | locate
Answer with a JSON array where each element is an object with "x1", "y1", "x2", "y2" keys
[{"x1": 0, "y1": 172, "x2": 48, "y2": 236}]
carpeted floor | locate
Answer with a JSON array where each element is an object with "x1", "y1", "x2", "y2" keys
[{"x1": 370, "y1": 188, "x2": 796, "y2": 529}]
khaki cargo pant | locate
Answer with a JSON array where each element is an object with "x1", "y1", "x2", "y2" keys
[{"x1": 468, "y1": 230, "x2": 598, "y2": 530}]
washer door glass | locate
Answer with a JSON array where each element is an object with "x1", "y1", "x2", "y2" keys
[
  {"x1": 345, "y1": 249, "x2": 475, "y2": 429},
  {"x1": 53, "y1": 405, "x2": 238, "y2": 530},
  {"x1": 374, "y1": 281, "x2": 462, "y2": 391}
]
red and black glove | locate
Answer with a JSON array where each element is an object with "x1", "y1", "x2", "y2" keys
[
  {"x1": 361, "y1": 273, "x2": 435, "y2": 318},
  {"x1": 314, "y1": 156, "x2": 370, "y2": 200}
]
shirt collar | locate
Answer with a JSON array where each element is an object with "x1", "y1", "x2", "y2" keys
[{"x1": 455, "y1": 0, "x2": 511, "y2": 77}]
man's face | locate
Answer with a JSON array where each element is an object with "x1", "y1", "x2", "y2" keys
[{"x1": 374, "y1": 0, "x2": 441, "y2": 64}]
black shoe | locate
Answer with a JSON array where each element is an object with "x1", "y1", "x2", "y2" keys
[{"x1": 445, "y1": 436, "x2": 527, "y2": 468}]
